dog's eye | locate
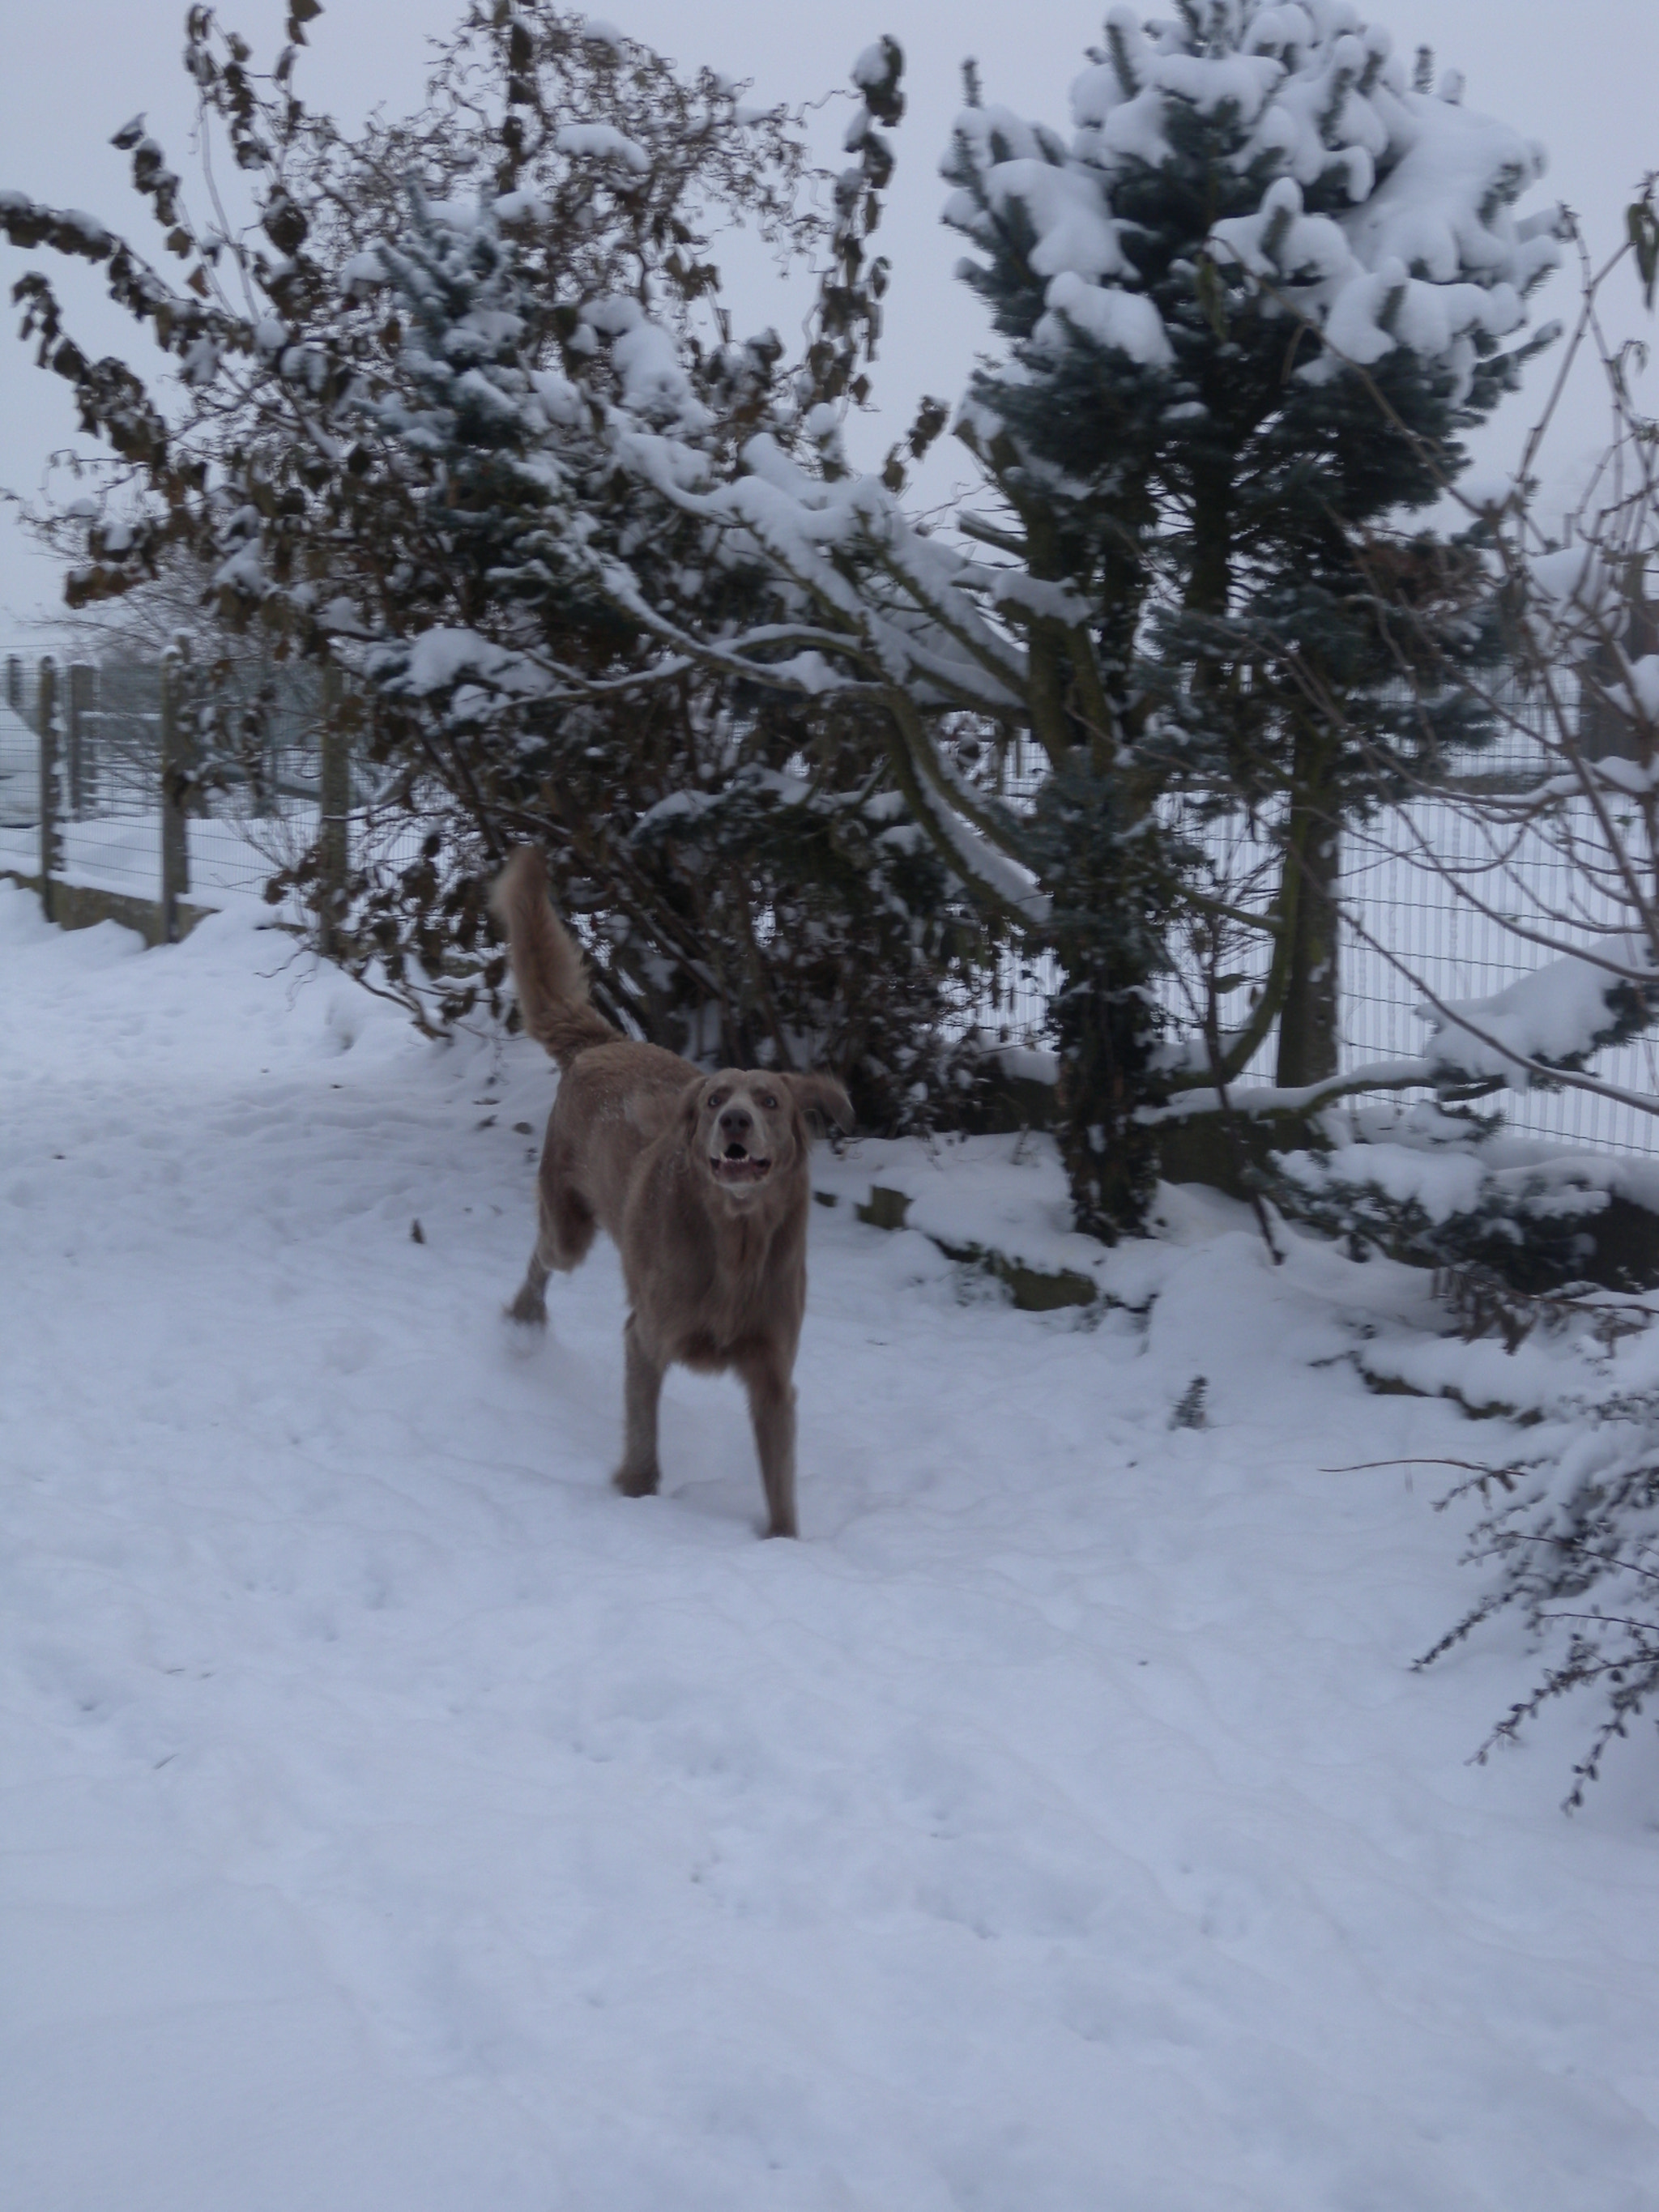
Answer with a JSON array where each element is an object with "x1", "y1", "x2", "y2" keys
[
  {"x1": 755, "y1": 1093, "x2": 778, "y2": 1110},
  {"x1": 708, "y1": 1090, "x2": 728, "y2": 1110}
]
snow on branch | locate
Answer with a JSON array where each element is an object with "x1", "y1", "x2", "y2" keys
[{"x1": 1421, "y1": 936, "x2": 1659, "y2": 1088}]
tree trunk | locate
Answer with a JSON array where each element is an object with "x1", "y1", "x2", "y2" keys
[
  {"x1": 1036, "y1": 758, "x2": 1165, "y2": 1242},
  {"x1": 1053, "y1": 960, "x2": 1162, "y2": 1242},
  {"x1": 1184, "y1": 458, "x2": 1232, "y2": 626},
  {"x1": 1275, "y1": 727, "x2": 1341, "y2": 1088}
]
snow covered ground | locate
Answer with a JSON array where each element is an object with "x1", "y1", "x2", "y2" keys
[{"x1": 3, "y1": 879, "x2": 1658, "y2": 2211}]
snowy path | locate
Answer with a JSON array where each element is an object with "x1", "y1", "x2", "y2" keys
[{"x1": 2, "y1": 881, "x2": 1657, "y2": 2211}]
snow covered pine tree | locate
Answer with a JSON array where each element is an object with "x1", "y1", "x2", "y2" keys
[{"x1": 939, "y1": 0, "x2": 1561, "y2": 1110}]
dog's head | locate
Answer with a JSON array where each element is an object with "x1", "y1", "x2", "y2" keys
[{"x1": 683, "y1": 1069, "x2": 854, "y2": 1202}]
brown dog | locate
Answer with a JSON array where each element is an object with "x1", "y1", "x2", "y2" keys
[{"x1": 491, "y1": 849, "x2": 853, "y2": 1537}]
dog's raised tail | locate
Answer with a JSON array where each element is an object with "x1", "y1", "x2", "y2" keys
[{"x1": 491, "y1": 848, "x2": 619, "y2": 1069}]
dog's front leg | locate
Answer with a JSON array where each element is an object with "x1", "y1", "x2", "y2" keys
[
  {"x1": 741, "y1": 1357, "x2": 799, "y2": 1539},
  {"x1": 613, "y1": 1313, "x2": 663, "y2": 1498}
]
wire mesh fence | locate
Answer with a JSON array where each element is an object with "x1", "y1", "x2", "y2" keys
[
  {"x1": 1341, "y1": 794, "x2": 1659, "y2": 1156},
  {"x1": 970, "y1": 681, "x2": 1659, "y2": 1157},
  {"x1": 0, "y1": 649, "x2": 435, "y2": 932},
  {"x1": 4, "y1": 648, "x2": 1657, "y2": 1154},
  {"x1": 0, "y1": 651, "x2": 310, "y2": 917}
]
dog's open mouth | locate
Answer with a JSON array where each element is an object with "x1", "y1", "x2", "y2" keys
[{"x1": 711, "y1": 1147, "x2": 773, "y2": 1186}]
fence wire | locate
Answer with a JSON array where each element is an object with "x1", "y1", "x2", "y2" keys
[{"x1": 971, "y1": 686, "x2": 1659, "y2": 1156}]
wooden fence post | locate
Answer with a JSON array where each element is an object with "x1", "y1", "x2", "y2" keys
[
  {"x1": 66, "y1": 662, "x2": 95, "y2": 815},
  {"x1": 5, "y1": 654, "x2": 20, "y2": 713},
  {"x1": 160, "y1": 654, "x2": 190, "y2": 944},
  {"x1": 37, "y1": 657, "x2": 61, "y2": 923},
  {"x1": 318, "y1": 662, "x2": 351, "y2": 957}
]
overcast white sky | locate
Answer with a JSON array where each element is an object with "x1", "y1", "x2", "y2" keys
[{"x1": 2, "y1": 0, "x2": 1656, "y2": 634}]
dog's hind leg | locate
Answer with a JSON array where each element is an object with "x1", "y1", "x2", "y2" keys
[
  {"x1": 505, "y1": 1176, "x2": 596, "y2": 1326},
  {"x1": 505, "y1": 1242, "x2": 553, "y2": 1326},
  {"x1": 612, "y1": 1314, "x2": 663, "y2": 1498},
  {"x1": 740, "y1": 1354, "x2": 799, "y2": 1539},
  {"x1": 544, "y1": 1174, "x2": 598, "y2": 1269}
]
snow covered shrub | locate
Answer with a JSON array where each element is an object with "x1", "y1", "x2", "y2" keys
[
  {"x1": 1, "y1": 6, "x2": 996, "y2": 1119},
  {"x1": 1275, "y1": 1103, "x2": 1633, "y2": 1291},
  {"x1": 586, "y1": 703, "x2": 1000, "y2": 1128},
  {"x1": 1421, "y1": 1385, "x2": 1659, "y2": 1808},
  {"x1": 1299, "y1": 1116, "x2": 1659, "y2": 1805}
]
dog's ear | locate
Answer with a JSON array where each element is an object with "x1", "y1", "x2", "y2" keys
[
  {"x1": 679, "y1": 1076, "x2": 707, "y2": 1133},
  {"x1": 782, "y1": 1071, "x2": 854, "y2": 1138}
]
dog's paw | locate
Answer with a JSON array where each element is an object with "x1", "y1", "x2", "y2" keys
[
  {"x1": 612, "y1": 1463, "x2": 661, "y2": 1498},
  {"x1": 504, "y1": 1285, "x2": 548, "y2": 1328}
]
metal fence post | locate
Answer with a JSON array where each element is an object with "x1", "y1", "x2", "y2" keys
[
  {"x1": 66, "y1": 662, "x2": 95, "y2": 815},
  {"x1": 160, "y1": 654, "x2": 190, "y2": 944},
  {"x1": 37, "y1": 657, "x2": 61, "y2": 923},
  {"x1": 318, "y1": 662, "x2": 351, "y2": 957}
]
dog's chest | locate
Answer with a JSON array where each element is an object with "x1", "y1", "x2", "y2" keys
[{"x1": 664, "y1": 1211, "x2": 802, "y2": 1367}]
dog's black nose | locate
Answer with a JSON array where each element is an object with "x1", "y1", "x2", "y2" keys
[{"x1": 719, "y1": 1106, "x2": 753, "y2": 1140}]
